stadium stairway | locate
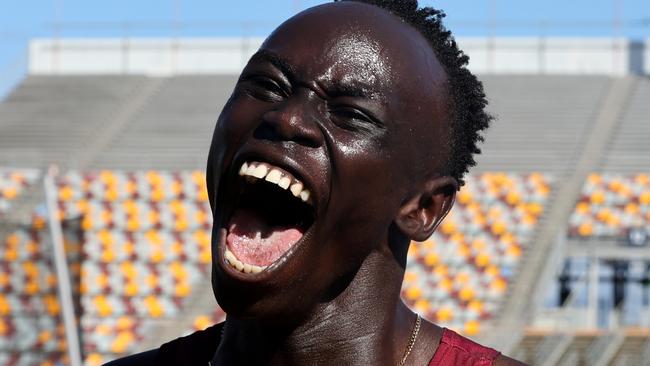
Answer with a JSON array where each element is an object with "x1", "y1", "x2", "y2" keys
[
  {"x1": 0, "y1": 76, "x2": 150, "y2": 170},
  {"x1": 486, "y1": 76, "x2": 638, "y2": 353},
  {"x1": 602, "y1": 78, "x2": 650, "y2": 173},
  {"x1": 75, "y1": 78, "x2": 167, "y2": 170}
]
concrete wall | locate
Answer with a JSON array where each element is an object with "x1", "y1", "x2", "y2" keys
[{"x1": 29, "y1": 37, "x2": 649, "y2": 75}]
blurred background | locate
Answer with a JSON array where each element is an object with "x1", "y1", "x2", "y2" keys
[{"x1": 0, "y1": 1, "x2": 648, "y2": 365}]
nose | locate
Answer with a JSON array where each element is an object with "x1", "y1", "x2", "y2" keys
[{"x1": 256, "y1": 91, "x2": 324, "y2": 148}]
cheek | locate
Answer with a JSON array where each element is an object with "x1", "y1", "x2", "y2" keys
[
  {"x1": 327, "y1": 132, "x2": 402, "y2": 231},
  {"x1": 211, "y1": 96, "x2": 264, "y2": 166}
]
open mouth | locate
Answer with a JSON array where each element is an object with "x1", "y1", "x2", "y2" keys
[{"x1": 224, "y1": 161, "x2": 315, "y2": 274}]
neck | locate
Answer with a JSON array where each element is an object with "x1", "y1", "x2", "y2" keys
[{"x1": 212, "y1": 246, "x2": 417, "y2": 365}]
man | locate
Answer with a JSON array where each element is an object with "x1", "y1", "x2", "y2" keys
[{"x1": 108, "y1": 0, "x2": 526, "y2": 364}]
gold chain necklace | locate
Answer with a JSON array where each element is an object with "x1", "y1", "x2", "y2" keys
[
  {"x1": 399, "y1": 314, "x2": 421, "y2": 366},
  {"x1": 208, "y1": 314, "x2": 421, "y2": 366}
]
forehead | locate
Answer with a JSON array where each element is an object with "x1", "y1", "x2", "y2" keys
[{"x1": 260, "y1": 2, "x2": 448, "y2": 106}]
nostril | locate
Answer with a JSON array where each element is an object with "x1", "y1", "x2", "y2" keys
[
  {"x1": 253, "y1": 123, "x2": 321, "y2": 148},
  {"x1": 253, "y1": 123, "x2": 280, "y2": 142}
]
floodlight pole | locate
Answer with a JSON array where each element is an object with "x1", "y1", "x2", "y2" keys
[{"x1": 44, "y1": 166, "x2": 83, "y2": 366}]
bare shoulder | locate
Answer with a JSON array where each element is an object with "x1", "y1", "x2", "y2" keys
[{"x1": 493, "y1": 354, "x2": 529, "y2": 366}]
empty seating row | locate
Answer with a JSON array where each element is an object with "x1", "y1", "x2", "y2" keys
[
  {"x1": 569, "y1": 173, "x2": 650, "y2": 237},
  {"x1": 0, "y1": 168, "x2": 40, "y2": 215},
  {"x1": 80, "y1": 261, "x2": 202, "y2": 297},
  {"x1": 82, "y1": 229, "x2": 212, "y2": 266},
  {"x1": 58, "y1": 171, "x2": 208, "y2": 203},
  {"x1": 0, "y1": 316, "x2": 65, "y2": 352}
]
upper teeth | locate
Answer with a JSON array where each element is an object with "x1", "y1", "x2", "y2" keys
[{"x1": 239, "y1": 161, "x2": 312, "y2": 204}]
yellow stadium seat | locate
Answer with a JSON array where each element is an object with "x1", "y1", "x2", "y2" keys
[
  {"x1": 625, "y1": 202, "x2": 639, "y2": 215},
  {"x1": 475, "y1": 253, "x2": 490, "y2": 268},
  {"x1": 171, "y1": 241, "x2": 183, "y2": 256},
  {"x1": 111, "y1": 331, "x2": 135, "y2": 354},
  {"x1": 146, "y1": 274, "x2": 159, "y2": 289},
  {"x1": 578, "y1": 222, "x2": 594, "y2": 236},
  {"x1": 85, "y1": 353, "x2": 104, "y2": 366},
  {"x1": 2, "y1": 187, "x2": 18, "y2": 199},
  {"x1": 145, "y1": 295, "x2": 165, "y2": 317},
  {"x1": 590, "y1": 190, "x2": 606, "y2": 205},
  {"x1": 640, "y1": 192, "x2": 650, "y2": 205},
  {"x1": 587, "y1": 173, "x2": 602, "y2": 185},
  {"x1": 436, "y1": 306, "x2": 453, "y2": 322},
  {"x1": 198, "y1": 188, "x2": 209, "y2": 202},
  {"x1": 485, "y1": 265, "x2": 500, "y2": 278},
  {"x1": 199, "y1": 249, "x2": 212, "y2": 264},
  {"x1": 117, "y1": 316, "x2": 135, "y2": 330},
  {"x1": 124, "y1": 282, "x2": 138, "y2": 297},
  {"x1": 58, "y1": 186, "x2": 74, "y2": 201},
  {"x1": 440, "y1": 277, "x2": 453, "y2": 291},
  {"x1": 506, "y1": 245, "x2": 522, "y2": 258},
  {"x1": 126, "y1": 181, "x2": 137, "y2": 195},
  {"x1": 464, "y1": 320, "x2": 481, "y2": 336},
  {"x1": 175, "y1": 283, "x2": 191, "y2": 297},
  {"x1": 25, "y1": 280, "x2": 40, "y2": 295},
  {"x1": 81, "y1": 216, "x2": 93, "y2": 231},
  {"x1": 94, "y1": 295, "x2": 113, "y2": 317},
  {"x1": 151, "y1": 249, "x2": 165, "y2": 263},
  {"x1": 105, "y1": 188, "x2": 118, "y2": 201},
  {"x1": 407, "y1": 244, "x2": 419, "y2": 258},
  {"x1": 405, "y1": 286, "x2": 422, "y2": 301},
  {"x1": 126, "y1": 217, "x2": 140, "y2": 231},
  {"x1": 0, "y1": 272, "x2": 9, "y2": 287},
  {"x1": 490, "y1": 221, "x2": 507, "y2": 236},
  {"x1": 596, "y1": 208, "x2": 612, "y2": 223},
  {"x1": 38, "y1": 330, "x2": 52, "y2": 343},
  {"x1": 403, "y1": 271, "x2": 418, "y2": 284},
  {"x1": 44, "y1": 295, "x2": 60, "y2": 315},
  {"x1": 457, "y1": 190, "x2": 473, "y2": 205},
  {"x1": 0, "y1": 295, "x2": 11, "y2": 315},
  {"x1": 151, "y1": 188, "x2": 165, "y2": 202},
  {"x1": 450, "y1": 232, "x2": 465, "y2": 244},
  {"x1": 100, "y1": 210, "x2": 112, "y2": 225},
  {"x1": 468, "y1": 300, "x2": 483, "y2": 313},
  {"x1": 490, "y1": 278, "x2": 507, "y2": 293},
  {"x1": 194, "y1": 315, "x2": 213, "y2": 330},
  {"x1": 424, "y1": 252, "x2": 439, "y2": 267},
  {"x1": 506, "y1": 191, "x2": 520, "y2": 205},
  {"x1": 634, "y1": 174, "x2": 649, "y2": 186},
  {"x1": 414, "y1": 299, "x2": 430, "y2": 313},
  {"x1": 101, "y1": 248, "x2": 115, "y2": 263},
  {"x1": 441, "y1": 220, "x2": 456, "y2": 235},
  {"x1": 459, "y1": 286, "x2": 475, "y2": 302}
]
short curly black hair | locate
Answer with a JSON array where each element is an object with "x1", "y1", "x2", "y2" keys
[{"x1": 335, "y1": 0, "x2": 492, "y2": 187}]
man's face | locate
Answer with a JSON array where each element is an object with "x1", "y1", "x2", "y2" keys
[{"x1": 207, "y1": 2, "x2": 450, "y2": 320}]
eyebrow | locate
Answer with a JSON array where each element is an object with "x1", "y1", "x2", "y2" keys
[
  {"x1": 248, "y1": 49, "x2": 296, "y2": 78},
  {"x1": 249, "y1": 49, "x2": 379, "y2": 100},
  {"x1": 323, "y1": 82, "x2": 378, "y2": 100}
]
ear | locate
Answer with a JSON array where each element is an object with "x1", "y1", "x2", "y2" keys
[{"x1": 395, "y1": 176, "x2": 458, "y2": 242}]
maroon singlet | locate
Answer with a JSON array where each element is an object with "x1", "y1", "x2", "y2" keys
[
  {"x1": 429, "y1": 328, "x2": 500, "y2": 366},
  {"x1": 153, "y1": 323, "x2": 501, "y2": 365}
]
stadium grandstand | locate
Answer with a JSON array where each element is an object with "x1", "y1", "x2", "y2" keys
[{"x1": 0, "y1": 25, "x2": 649, "y2": 366}]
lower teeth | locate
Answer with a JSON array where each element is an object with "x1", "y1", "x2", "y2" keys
[{"x1": 225, "y1": 248, "x2": 266, "y2": 274}]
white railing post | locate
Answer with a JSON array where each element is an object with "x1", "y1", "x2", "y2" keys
[{"x1": 44, "y1": 166, "x2": 83, "y2": 366}]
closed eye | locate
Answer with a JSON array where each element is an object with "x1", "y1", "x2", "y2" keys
[
  {"x1": 240, "y1": 74, "x2": 289, "y2": 102},
  {"x1": 329, "y1": 106, "x2": 385, "y2": 133}
]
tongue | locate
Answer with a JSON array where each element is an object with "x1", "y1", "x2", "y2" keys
[{"x1": 226, "y1": 209, "x2": 304, "y2": 267}]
